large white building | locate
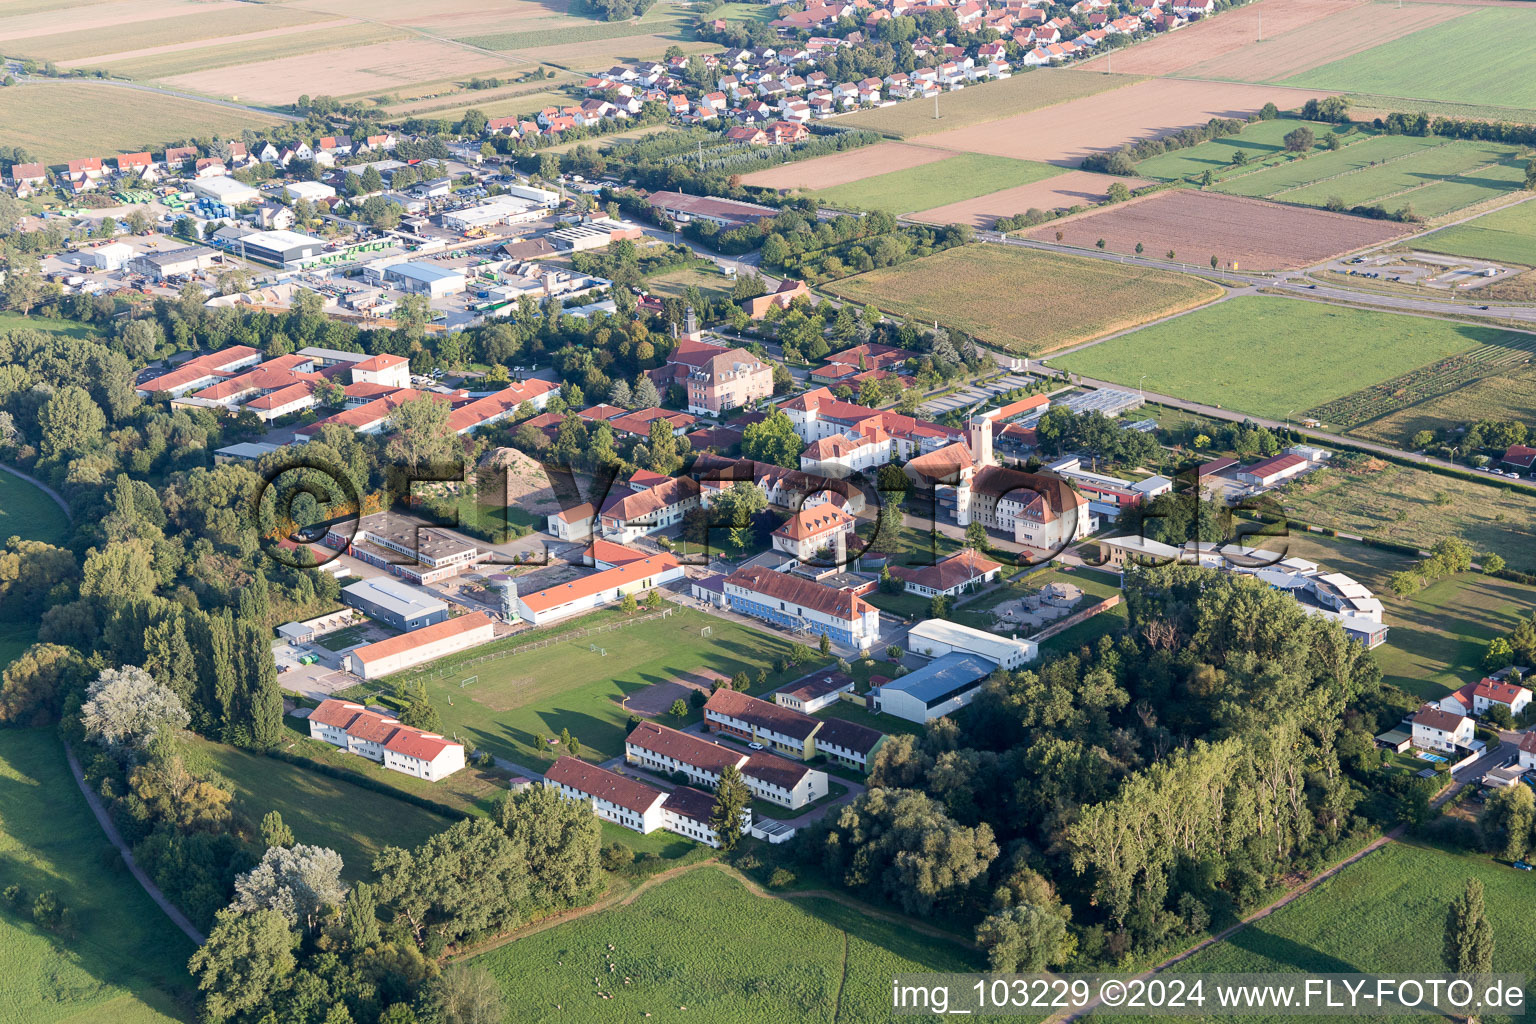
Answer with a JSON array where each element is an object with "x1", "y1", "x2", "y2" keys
[
  {"x1": 871, "y1": 652, "x2": 996, "y2": 724},
  {"x1": 345, "y1": 612, "x2": 496, "y2": 679},
  {"x1": 722, "y1": 565, "x2": 881, "y2": 651},
  {"x1": 543, "y1": 756, "x2": 745, "y2": 848},
  {"x1": 624, "y1": 721, "x2": 828, "y2": 809},
  {"x1": 512, "y1": 548, "x2": 682, "y2": 625},
  {"x1": 307, "y1": 699, "x2": 466, "y2": 780},
  {"x1": 440, "y1": 194, "x2": 543, "y2": 230},
  {"x1": 905, "y1": 618, "x2": 1037, "y2": 670}
]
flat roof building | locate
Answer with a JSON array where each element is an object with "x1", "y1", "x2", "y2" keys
[
  {"x1": 384, "y1": 261, "x2": 467, "y2": 297},
  {"x1": 128, "y1": 244, "x2": 218, "y2": 282},
  {"x1": 189, "y1": 175, "x2": 261, "y2": 205},
  {"x1": 905, "y1": 618, "x2": 1037, "y2": 670},
  {"x1": 224, "y1": 228, "x2": 329, "y2": 268},
  {"x1": 341, "y1": 577, "x2": 449, "y2": 631},
  {"x1": 872, "y1": 651, "x2": 996, "y2": 723}
]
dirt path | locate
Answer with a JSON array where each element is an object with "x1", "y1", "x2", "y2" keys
[
  {"x1": 0, "y1": 462, "x2": 72, "y2": 522},
  {"x1": 63, "y1": 741, "x2": 206, "y2": 945},
  {"x1": 1048, "y1": 828, "x2": 1403, "y2": 1023}
]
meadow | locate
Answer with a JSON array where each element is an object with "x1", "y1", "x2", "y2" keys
[
  {"x1": 0, "y1": 82, "x2": 282, "y2": 164},
  {"x1": 1278, "y1": 140, "x2": 1530, "y2": 216},
  {"x1": 0, "y1": 313, "x2": 99, "y2": 339},
  {"x1": 1133, "y1": 118, "x2": 1343, "y2": 181},
  {"x1": 359, "y1": 607, "x2": 825, "y2": 765},
  {"x1": 188, "y1": 738, "x2": 454, "y2": 880},
  {"x1": 1138, "y1": 842, "x2": 1536, "y2": 1022},
  {"x1": 808, "y1": 153, "x2": 1061, "y2": 215},
  {"x1": 1052, "y1": 297, "x2": 1501, "y2": 420},
  {"x1": 1418, "y1": 198, "x2": 1536, "y2": 266},
  {"x1": 1277, "y1": 458, "x2": 1536, "y2": 572},
  {"x1": 824, "y1": 244, "x2": 1223, "y2": 355},
  {"x1": 837, "y1": 68, "x2": 1141, "y2": 139},
  {"x1": 470, "y1": 865, "x2": 983, "y2": 1023},
  {"x1": 1212, "y1": 134, "x2": 1451, "y2": 199},
  {"x1": 0, "y1": 730, "x2": 194, "y2": 1024},
  {"x1": 1281, "y1": 7, "x2": 1536, "y2": 111},
  {"x1": 0, "y1": 469, "x2": 69, "y2": 548}
]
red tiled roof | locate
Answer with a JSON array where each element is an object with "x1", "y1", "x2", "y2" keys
[
  {"x1": 725, "y1": 564, "x2": 872, "y2": 622},
  {"x1": 354, "y1": 353, "x2": 408, "y2": 372},
  {"x1": 889, "y1": 548, "x2": 1000, "y2": 592},
  {"x1": 588, "y1": 539, "x2": 651, "y2": 567},
  {"x1": 704, "y1": 688, "x2": 822, "y2": 741},
  {"x1": 1242, "y1": 453, "x2": 1308, "y2": 478},
  {"x1": 545, "y1": 756, "x2": 665, "y2": 813},
  {"x1": 626, "y1": 721, "x2": 748, "y2": 774},
  {"x1": 518, "y1": 553, "x2": 679, "y2": 614},
  {"x1": 772, "y1": 504, "x2": 853, "y2": 541},
  {"x1": 1413, "y1": 704, "x2": 1467, "y2": 733},
  {"x1": 743, "y1": 750, "x2": 812, "y2": 789},
  {"x1": 1472, "y1": 678, "x2": 1530, "y2": 705},
  {"x1": 661, "y1": 785, "x2": 717, "y2": 824}
]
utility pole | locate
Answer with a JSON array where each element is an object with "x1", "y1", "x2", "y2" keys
[
  {"x1": 697, "y1": 140, "x2": 703, "y2": 171},
  {"x1": 1257, "y1": 8, "x2": 1262, "y2": 41}
]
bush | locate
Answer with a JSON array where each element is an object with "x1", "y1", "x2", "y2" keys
[
  {"x1": 768, "y1": 867, "x2": 796, "y2": 889},
  {"x1": 31, "y1": 890, "x2": 64, "y2": 930},
  {"x1": 600, "y1": 842, "x2": 635, "y2": 871},
  {"x1": 2, "y1": 884, "x2": 24, "y2": 910}
]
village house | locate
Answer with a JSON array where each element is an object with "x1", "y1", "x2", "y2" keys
[
  {"x1": 1411, "y1": 704, "x2": 1476, "y2": 753},
  {"x1": 307, "y1": 699, "x2": 466, "y2": 781}
]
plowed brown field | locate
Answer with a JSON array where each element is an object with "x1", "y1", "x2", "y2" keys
[
  {"x1": 740, "y1": 142, "x2": 950, "y2": 191},
  {"x1": 921, "y1": 79, "x2": 1335, "y2": 164},
  {"x1": 909, "y1": 171, "x2": 1154, "y2": 227},
  {"x1": 1025, "y1": 189, "x2": 1407, "y2": 270},
  {"x1": 1085, "y1": 0, "x2": 1360, "y2": 76},
  {"x1": 1182, "y1": 1, "x2": 1469, "y2": 81}
]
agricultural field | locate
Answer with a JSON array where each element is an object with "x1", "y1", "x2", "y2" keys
[
  {"x1": 6, "y1": 2, "x2": 327, "y2": 64},
  {"x1": 1053, "y1": 297, "x2": 1500, "y2": 419},
  {"x1": 1212, "y1": 133, "x2": 1448, "y2": 198},
  {"x1": 1276, "y1": 456, "x2": 1536, "y2": 572},
  {"x1": 0, "y1": 81, "x2": 283, "y2": 165},
  {"x1": 808, "y1": 154, "x2": 1063, "y2": 216},
  {"x1": 1028, "y1": 190, "x2": 1406, "y2": 271},
  {"x1": 1418, "y1": 198, "x2": 1536, "y2": 266},
  {"x1": 1307, "y1": 327, "x2": 1536, "y2": 444},
  {"x1": 189, "y1": 739, "x2": 452, "y2": 882},
  {"x1": 1178, "y1": 1, "x2": 1469, "y2": 84},
  {"x1": 739, "y1": 141, "x2": 950, "y2": 192},
  {"x1": 361, "y1": 607, "x2": 825, "y2": 766},
  {"x1": 1142, "y1": 842, "x2": 1536, "y2": 1019},
  {"x1": 640, "y1": 265, "x2": 738, "y2": 302},
  {"x1": 1133, "y1": 118, "x2": 1350, "y2": 181},
  {"x1": 1281, "y1": 7, "x2": 1536, "y2": 110},
  {"x1": 1084, "y1": 0, "x2": 1352, "y2": 77},
  {"x1": 1278, "y1": 140, "x2": 1531, "y2": 216},
  {"x1": 471, "y1": 865, "x2": 983, "y2": 1024},
  {"x1": 94, "y1": 23, "x2": 407, "y2": 82},
  {"x1": 836, "y1": 68, "x2": 1142, "y2": 139},
  {"x1": 825, "y1": 243, "x2": 1223, "y2": 355},
  {"x1": 0, "y1": 730, "x2": 195, "y2": 1024},
  {"x1": 921, "y1": 78, "x2": 1334, "y2": 165},
  {"x1": 910, "y1": 170, "x2": 1153, "y2": 228}
]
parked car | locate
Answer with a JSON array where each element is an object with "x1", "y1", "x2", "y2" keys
[
  {"x1": 748, "y1": 741, "x2": 764, "y2": 750},
  {"x1": 1515, "y1": 861, "x2": 1533, "y2": 871}
]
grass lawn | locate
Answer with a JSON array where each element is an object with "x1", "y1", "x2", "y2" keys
[
  {"x1": 0, "y1": 730, "x2": 195, "y2": 1024},
  {"x1": 0, "y1": 469, "x2": 68, "y2": 548},
  {"x1": 1136, "y1": 841, "x2": 1536, "y2": 1022},
  {"x1": 1212, "y1": 134, "x2": 1447, "y2": 199},
  {"x1": 470, "y1": 864, "x2": 982, "y2": 1023},
  {"x1": 711, "y1": 1, "x2": 778, "y2": 22},
  {"x1": 1278, "y1": 140, "x2": 1529, "y2": 214},
  {"x1": 825, "y1": 243, "x2": 1222, "y2": 356},
  {"x1": 1053, "y1": 296, "x2": 1506, "y2": 421},
  {"x1": 1135, "y1": 119, "x2": 1346, "y2": 182},
  {"x1": 372, "y1": 608, "x2": 832, "y2": 766},
  {"x1": 1418, "y1": 197, "x2": 1536, "y2": 266},
  {"x1": 1037, "y1": 599, "x2": 1128, "y2": 658},
  {"x1": 838, "y1": 67, "x2": 1141, "y2": 138},
  {"x1": 1281, "y1": 7, "x2": 1536, "y2": 110},
  {"x1": 187, "y1": 737, "x2": 454, "y2": 880},
  {"x1": 0, "y1": 81, "x2": 282, "y2": 164},
  {"x1": 0, "y1": 312, "x2": 101, "y2": 340},
  {"x1": 809, "y1": 153, "x2": 1061, "y2": 215},
  {"x1": 815, "y1": 700, "x2": 925, "y2": 738},
  {"x1": 312, "y1": 623, "x2": 372, "y2": 652},
  {"x1": 640, "y1": 265, "x2": 738, "y2": 302},
  {"x1": 1276, "y1": 457, "x2": 1536, "y2": 572}
]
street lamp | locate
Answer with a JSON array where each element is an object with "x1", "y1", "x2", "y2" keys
[{"x1": 1139, "y1": 374, "x2": 1147, "y2": 400}]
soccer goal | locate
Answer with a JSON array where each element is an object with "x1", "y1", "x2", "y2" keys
[
  {"x1": 459, "y1": 675, "x2": 478, "y2": 689},
  {"x1": 700, "y1": 625, "x2": 712, "y2": 638},
  {"x1": 589, "y1": 644, "x2": 607, "y2": 656}
]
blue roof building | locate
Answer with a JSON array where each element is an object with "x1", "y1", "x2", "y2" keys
[{"x1": 871, "y1": 651, "x2": 995, "y2": 723}]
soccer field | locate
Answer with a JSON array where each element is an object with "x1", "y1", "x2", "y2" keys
[
  {"x1": 377, "y1": 608, "x2": 826, "y2": 765},
  {"x1": 1052, "y1": 296, "x2": 1497, "y2": 420}
]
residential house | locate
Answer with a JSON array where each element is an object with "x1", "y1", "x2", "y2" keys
[
  {"x1": 771, "y1": 504, "x2": 857, "y2": 560},
  {"x1": 890, "y1": 548, "x2": 1001, "y2": 598},
  {"x1": 307, "y1": 699, "x2": 466, "y2": 780},
  {"x1": 1411, "y1": 704, "x2": 1476, "y2": 753}
]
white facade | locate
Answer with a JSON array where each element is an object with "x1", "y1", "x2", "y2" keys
[
  {"x1": 544, "y1": 777, "x2": 665, "y2": 833},
  {"x1": 1411, "y1": 707, "x2": 1475, "y2": 753},
  {"x1": 346, "y1": 614, "x2": 496, "y2": 679},
  {"x1": 905, "y1": 618, "x2": 1037, "y2": 670}
]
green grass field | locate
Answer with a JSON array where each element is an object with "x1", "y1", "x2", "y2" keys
[
  {"x1": 1278, "y1": 140, "x2": 1529, "y2": 214},
  {"x1": 1137, "y1": 841, "x2": 1536, "y2": 1022},
  {"x1": 369, "y1": 608, "x2": 828, "y2": 765},
  {"x1": 190, "y1": 738, "x2": 453, "y2": 880},
  {"x1": 1418, "y1": 198, "x2": 1536, "y2": 266},
  {"x1": 1211, "y1": 134, "x2": 1443, "y2": 198},
  {"x1": 1281, "y1": 8, "x2": 1536, "y2": 110},
  {"x1": 471, "y1": 865, "x2": 982, "y2": 1023},
  {"x1": 0, "y1": 470, "x2": 68, "y2": 548},
  {"x1": 711, "y1": 1, "x2": 777, "y2": 22},
  {"x1": 0, "y1": 730, "x2": 195, "y2": 1024},
  {"x1": 837, "y1": 68, "x2": 1141, "y2": 139},
  {"x1": 0, "y1": 82, "x2": 282, "y2": 164},
  {"x1": 1373, "y1": 571, "x2": 1536, "y2": 699},
  {"x1": 1134, "y1": 119, "x2": 1344, "y2": 181},
  {"x1": 809, "y1": 154, "x2": 1061, "y2": 215},
  {"x1": 0, "y1": 313, "x2": 100, "y2": 340},
  {"x1": 825, "y1": 244, "x2": 1223, "y2": 355},
  {"x1": 1053, "y1": 297, "x2": 1504, "y2": 420},
  {"x1": 1277, "y1": 458, "x2": 1536, "y2": 573}
]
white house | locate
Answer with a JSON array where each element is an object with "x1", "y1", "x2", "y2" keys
[
  {"x1": 770, "y1": 504, "x2": 856, "y2": 560},
  {"x1": 905, "y1": 617, "x2": 1037, "y2": 670},
  {"x1": 307, "y1": 700, "x2": 466, "y2": 781},
  {"x1": 625, "y1": 720, "x2": 828, "y2": 810},
  {"x1": 773, "y1": 671, "x2": 854, "y2": 714},
  {"x1": 1411, "y1": 704, "x2": 1475, "y2": 753},
  {"x1": 889, "y1": 548, "x2": 1001, "y2": 598},
  {"x1": 1520, "y1": 733, "x2": 1536, "y2": 771},
  {"x1": 544, "y1": 755, "x2": 666, "y2": 833},
  {"x1": 722, "y1": 565, "x2": 881, "y2": 651}
]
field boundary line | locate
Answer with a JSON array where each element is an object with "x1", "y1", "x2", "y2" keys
[
  {"x1": 1264, "y1": 139, "x2": 1454, "y2": 198},
  {"x1": 62, "y1": 741, "x2": 206, "y2": 945}
]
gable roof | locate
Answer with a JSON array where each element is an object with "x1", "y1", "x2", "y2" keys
[
  {"x1": 725, "y1": 564, "x2": 873, "y2": 622},
  {"x1": 350, "y1": 612, "x2": 492, "y2": 666},
  {"x1": 889, "y1": 548, "x2": 1000, "y2": 591},
  {"x1": 545, "y1": 756, "x2": 665, "y2": 813},
  {"x1": 626, "y1": 721, "x2": 748, "y2": 774},
  {"x1": 704, "y1": 687, "x2": 821, "y2": 741}
]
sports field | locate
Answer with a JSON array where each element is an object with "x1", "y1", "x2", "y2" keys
[
  {"x1": 0, "y1": 730, "x2": 194, "y2": 1024},
  {"x1": 0, "y1": 82, "x2": 281, "y2": 164},
  {"x1": 191, "y1": 738, "x2": 451, "y2": 881},
  {"x1": 1139, "y1": 842, "x2": 1536, "y2": 1019},
  {"x1": 1280, "y1": 7, "x2": 1536, "y2": 110},
  {"x1": 824, "y1": 244, "x2": 1223, "y2": 355},
  {"x1": 378, "y1": 608, "x2": 823, "y2": 765},
  {"x1": 809, "y1": 154, "x2": 1063, "y2": 215},
  {"x1": 1052, "y1": 297, "x2": 1497, "y2": 420},
  {"x1": 1418, "y1": 198, "x2": 1536, "y2": 267},
  {"x1": 472, "y1": 865, "x2": 982, "y2": 1023},
  {"x1": 836, "y1": 68, "x2": 1142, "y2": 139},
  {"x1": 1278, "y1": 457, "x2": 1536, "y2": 573}
]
